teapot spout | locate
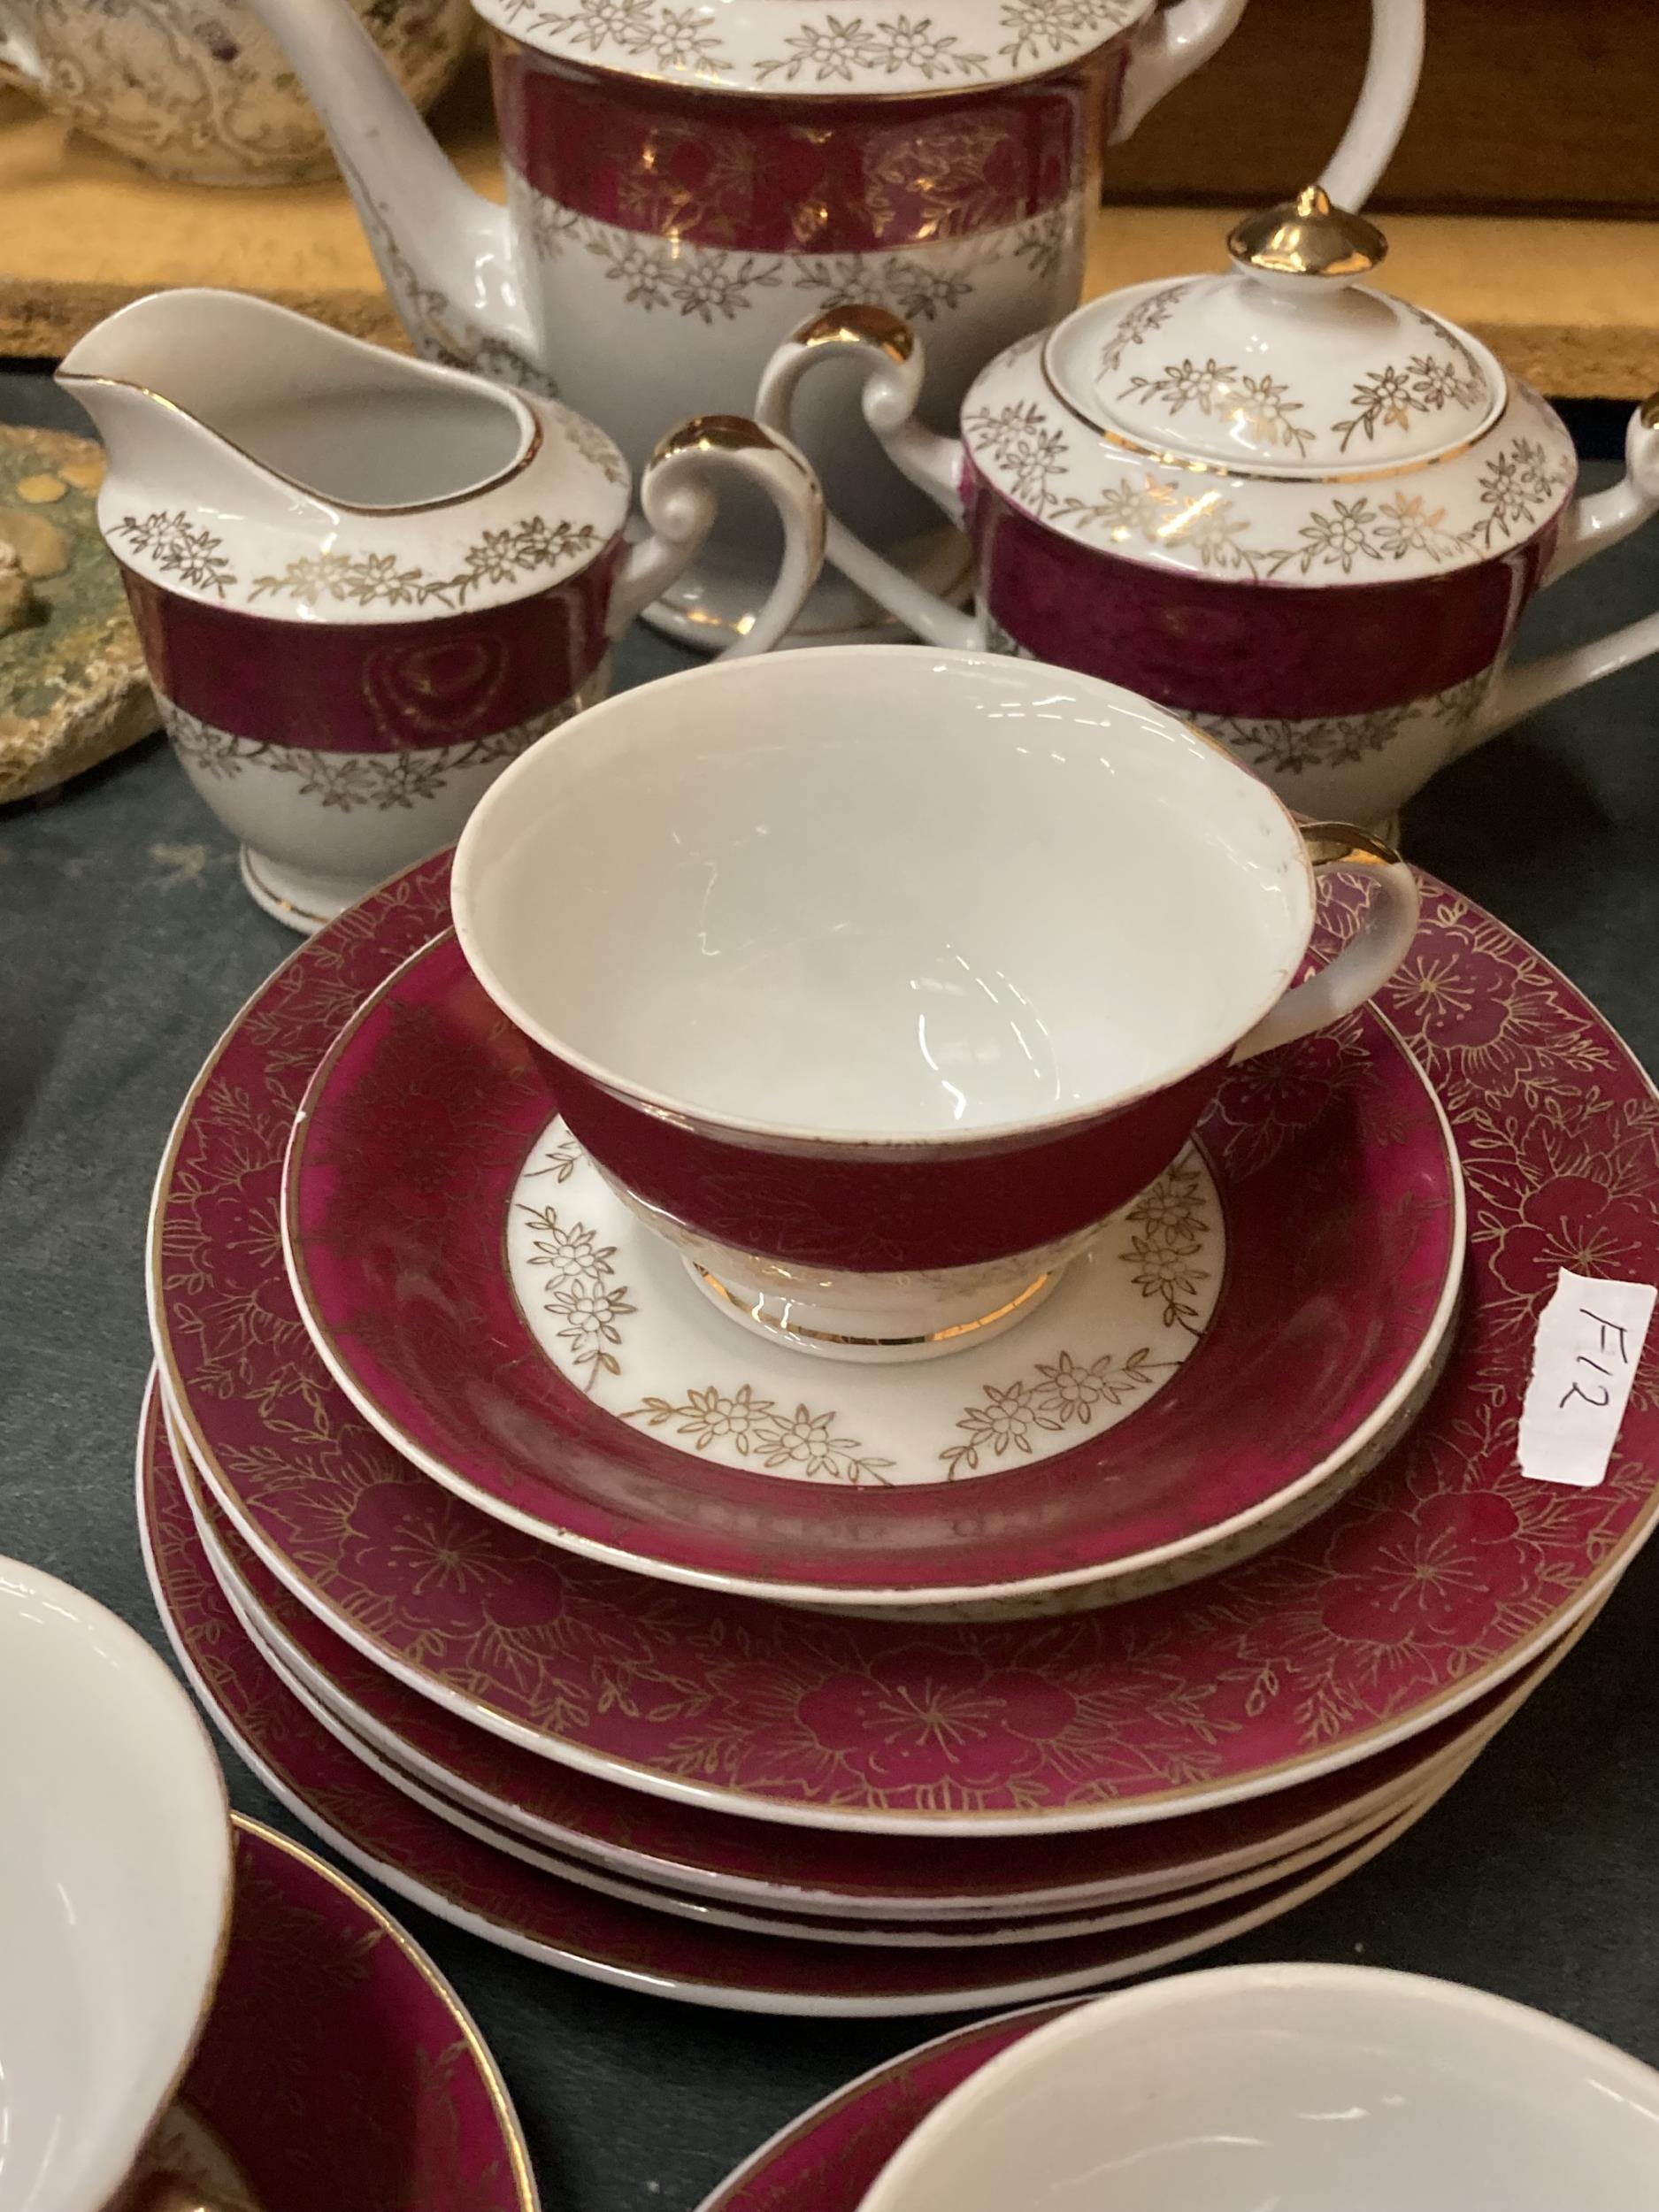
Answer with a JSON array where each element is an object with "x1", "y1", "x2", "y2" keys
[{"x1": 242, "y1": 0, "x2": 538, "y2": 385}]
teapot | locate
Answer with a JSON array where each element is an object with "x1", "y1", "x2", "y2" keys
[
  {"x1": 757, "y1": 188, "x2": 1659, "y2": 828},
  {"x1": 238, "y1": 0, "x2": 1424, "y2": 646},
  {"x1": 59, "y1": 288, "x2": 823, "y2": 930}
]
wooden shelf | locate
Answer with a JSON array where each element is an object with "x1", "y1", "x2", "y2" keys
[{"x1": 4, "y1": 72, "x2": 1655, "y2": 399}]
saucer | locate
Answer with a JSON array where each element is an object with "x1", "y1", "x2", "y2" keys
[
  {"x1": 281, "y1": 927, "x2": 1462, "y2": 1613},
  {"x1": 163, "y1": 1370, "x2": 1597, "y2": 1930},
  {"x1": 152, "y1": 852, "x2": 1659, "y2": 1836},
  {"x1": 140, "y1": 1387, "x2": 1450, "y2": 2015},
  {"x1": 168, "y1": 1815, "x2": 536, "y2": 2211}
]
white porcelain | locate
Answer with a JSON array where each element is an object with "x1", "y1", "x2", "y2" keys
[
  {"x1": 505, "y1": 1125, "x2": 1223, "y2": 1455},
  {"x1": 60, "y1": 288, "x2": 823, "y2": 933},
  {"x1": 757, "y1": 190, "x2": 1659, "y2": 821},
  {"x1": 862, "y1": 1963, "x2": 1659, "y2": 2212},
  {"x1": 232, "y1": 0, "x2": 1423, "y2": 644},
  {"x1": 454, "y1": 648, "x2": 1418, "y2": 1352},
  {"x1": 0, "y1": 0, "x2": 468, "y2": 183},
  {"x1": 0, "y1": 1556, "x2": 231, "y2": 2212}
]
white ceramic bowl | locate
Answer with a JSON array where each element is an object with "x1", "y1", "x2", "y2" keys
[
  {"x1": 859, "y1": 1962, "x2": 1659, "y2": 2212},
  {"x1": 0, "y1": 1557, "x2": 232, "y2": 2212}
]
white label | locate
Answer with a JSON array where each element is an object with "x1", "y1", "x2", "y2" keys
[{"x1": 1517, "y1": 1271, "x2": 1655, "y2": 1489}]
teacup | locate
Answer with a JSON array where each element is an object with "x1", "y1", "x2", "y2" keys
[
  {"x1": 453, "y1": 649, "x2": 1418, "y2": 1363},
  {"x1": 857, "y1": 1963, "x2": 1659, "y2": 2212},
  {"x1": 0, "y1": 1556, "x2": 233, "y2": 2212}
]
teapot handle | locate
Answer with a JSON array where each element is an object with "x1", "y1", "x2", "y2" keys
[
  {"x1": 605, "y1": 416, "x2": 826, "y2": 657},
  {"x1": 1115, "y1": 0, "x2": 1424, "y2": 212},
  {"x1": 1462, "y1": 396, "x2": 1659, "y2": 749},
  {"x1": 755, "y1": 309, "x2": 981, "y2": 650}
]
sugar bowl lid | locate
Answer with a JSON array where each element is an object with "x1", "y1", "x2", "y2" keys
[{"x1": 1045, "y1": 188, "x2": 1506, "y2": 478}]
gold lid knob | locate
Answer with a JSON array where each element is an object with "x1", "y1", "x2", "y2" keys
[{"x1": 1227, "y1": 186, "x2": 1387, "y2": 280}]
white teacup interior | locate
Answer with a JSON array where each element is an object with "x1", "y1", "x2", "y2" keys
[
  {"x1": 863, "y1": 1965, "x2": 1659, "y2": 2212},
  {"x1": 0, "y1": 1560, "x2": 230, "y2": 2212},
  {"x1": 459, "y1": 651, "x2": 1312, "y2": 1141}
]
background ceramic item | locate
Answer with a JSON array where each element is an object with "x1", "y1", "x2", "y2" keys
[
  {"x1": 0, "y1": 0, "x2": 469, "y2": 183},
  {"x1": 232, "y1": 0, "x2": 1422, "y2": 643},
  {"x1": 62, "y1": 289, "x2": 823, "y2": 931},
  {"x1": 169, "y1": 1817, "x2": 538, "y2": 2211},
  {"x1": 149, "y1": 852, "x2": 1659, "y2": 1836},
  {"x1": 164, "y1": 1374, "x2": 1591, "y2": 1921},
  {"x1": 140, "y1": 1385, "x2": 1457, "y2": 2013},
  {"x1": 282, "y1": 925, "x2": 1462, "y2": 1611},
  {"x1": 0, "y1": 424, "x2": 155, "y2": 805},
  {"x1": 757, "y1": 196, "x2": 1659, "y2": 820},
  {"x1": 450, "y1": 650, "x2": 1418, "y2": 1355},
  {"x1": 0, "y1": 1554, "x2": 230, "y2": 2212},
  {"x1": 861, "y1": 1964, "x2": 1659, "y2": 2212}
]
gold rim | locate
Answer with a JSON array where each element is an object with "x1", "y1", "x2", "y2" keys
[
  {"x1": 237, "y1": 849, "x2": 334, "y2": 930},
  {"x1": 59, "y1": 374, "x2": 545, "y2": 520},
  {"x1": 694, "y1": 1266, "x2": 1055, "y2": 1348}
]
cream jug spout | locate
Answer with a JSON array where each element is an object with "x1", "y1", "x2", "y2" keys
[
  {"x1": 58, "y1": 287, "x2": 541, "y2": 541},
  {"x1": 237, "y1": 0, "x2": 537, "y2": 384},
  {"x1": 58, "y1": 290, "x2": 317, "y2": 526}
]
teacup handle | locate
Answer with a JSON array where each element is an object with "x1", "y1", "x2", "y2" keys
[
  {"x1": 1461, "y1": 393, "x2": 1659, "y2": 749},
  {"x1": 1233, "y1": 824, "x2": 1419, "y2": 1062},
  {"x1": 756, "y1": 310, "x2": 979, "y2": 649},
  {"x1": 605, "y1": 413, "x2": 826, "y2": 657}
]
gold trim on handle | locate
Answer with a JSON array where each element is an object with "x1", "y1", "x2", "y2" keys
[
  {"x1": 788, "y1": 303, "x2": 917, "y2": 364},
  {"x1": 1298, "y1": 820, "x2": 1404, "y2": 872}
]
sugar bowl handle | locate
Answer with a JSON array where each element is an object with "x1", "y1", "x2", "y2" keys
[
  {"x1": 607, "y1": 414, "x2": 826, "y2": 657},
  {"x1": 1233, "y1": 825, "x2": 1419, "y2": 1062},
  {"x1": 1465, "y1": 394, "x2": 1659, "y2": 746},
  {"x1": 756, "y1": 309, "x2": 979, "y2": 649}
]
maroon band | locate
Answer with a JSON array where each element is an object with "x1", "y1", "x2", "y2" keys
[
  {"x1": 492, "y1": 45, "x2": 1117, "y2": 255},
  {"x1": 542, "y1": 1047, "x2": 1226, "y2": 1275},
  {"x1": 970, "y1": 481, "x2": 1559, "y2": 719},
  {"x1": 122, "y1": 555, "x2": 619, "y2": 755}
]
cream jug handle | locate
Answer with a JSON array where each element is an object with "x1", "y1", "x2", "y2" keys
[
  {"x1": 1115, "y1": 0, "x2": 1424, "y2": 213},
  {"x1": 605, "y1": 416, "x2": 826, "y2": 657},
  {"x1": 1463, "y1": 396, "x2": 1659, "y2": 749},
  {"x1": 756, "y1": 309, "x2": 980, "y2": 650},
  {"x1": 1232, "y1": 826, "x2": 1420, "y2": 1062}
]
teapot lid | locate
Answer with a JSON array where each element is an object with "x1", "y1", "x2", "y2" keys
[
  {"x1": 480, "y1": 0, "x2": 1151, "y2": 96},
  {"x1": 1045, "y1": 189, "x2": 1505, "y2": 478}
]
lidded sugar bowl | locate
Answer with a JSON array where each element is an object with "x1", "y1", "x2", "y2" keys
[{"x1": 760, "y1": 188, "x2": 1659, "y2": 824}]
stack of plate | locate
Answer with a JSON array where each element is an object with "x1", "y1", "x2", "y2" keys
[{"x1": 141, "y1": 849, "x2": 1659, "y2": 2014}]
